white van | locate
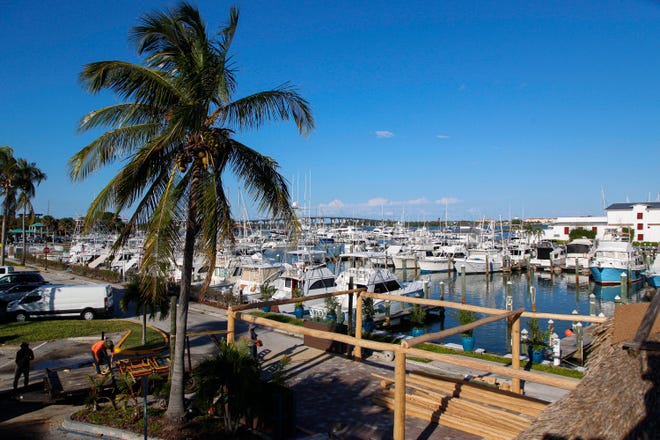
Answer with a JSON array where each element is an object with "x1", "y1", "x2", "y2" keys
[{"x1": 7, "y1": 284, "x2": 114, "y2": 321}]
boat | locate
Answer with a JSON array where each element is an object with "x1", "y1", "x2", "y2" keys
[
  {"x1": 418, "y1": 245, "x2": 468, "y2": 273},
  {"x1": 270, "y1": 248, "x2": 338, "y2": 313},
  {"x1": 453, "y1": 247, "x2": 509, "y2": 274},
  {"x1": 529, "y1": 241, "x2": 566, "y2": 271},
  {"x1": 507, "y1": 240, "x2": 533, "y2": 267},
  {"x1": 643, "y1": 248, "x2": 660, "y2": 288},
  {"x1": 589, "y1": 232, "x2": 645, "y2": 285},
  {"x1": 332, "y1": 252, "x2": 425, "y2": 321},
  {"x1": 563, "y1": 238, "x2": 595, "y2": 273},
  {"x1": 231, "y1": 254, "x2": 286, "y2": 302}
]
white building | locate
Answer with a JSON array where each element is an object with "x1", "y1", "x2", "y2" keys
[
  {"x1": 544, "y1": 202, "x2": 660, "y2": 243},
  {"x1": 605, "y1": 202, "x2": 660, "y2": 243},
  {"x1": 544, "y1": 216, "x2": 608, "y2": 241}
]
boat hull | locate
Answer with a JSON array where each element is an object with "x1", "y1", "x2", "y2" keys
[
  {"x1": 590, "y1": 267, "x2": 644, "y2": 285},
  {"x1": 645, "y1": 273, "x2": 660, "y2": 288}
]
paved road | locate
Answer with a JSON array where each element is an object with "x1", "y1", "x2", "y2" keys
[{"x1": 0, "y1": 267, "x2": 572, "y2": 438}]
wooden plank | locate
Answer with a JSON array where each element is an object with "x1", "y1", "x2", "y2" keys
[
  {"x1": 373, "y1": 392, "x2": 519, "y2": 440},
  {"x1": 406, "y1": 372, "x2": 548, "y2": 416}
]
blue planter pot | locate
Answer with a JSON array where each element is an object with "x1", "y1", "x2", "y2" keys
[
  {"x1": 262, "y1": 306, "x2": 271, "y2": 313},
  {"x1": 461, "y1": 335, "x2": 475, "y2": 352},
  {"x1": 411, "y1": 327, "x2": 425, "y2": 337},
  {"x1": 294, "y1": 306, "x2": 304, "y2": 319},
  {"x1": 362, "y1": 319, "x2": 375, "y2": 333},
  {"x1": 532, "y1": 349, "x2": 544, "y2": 363},
  {"x1": 325, "y1": 312, "x2": 337, "y2": 323}
]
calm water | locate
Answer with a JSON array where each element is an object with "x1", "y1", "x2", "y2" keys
[
  {"x1": 265, "y1": 246, "x2": 649, "y2": 355},
  {"x1": 399, "y1": 269, "x2": 648, "y2": 354}
]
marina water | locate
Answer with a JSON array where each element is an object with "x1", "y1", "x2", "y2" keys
[
  {"x1": 398, "y1": 269, "x2": 646, "y2": 355},
  {"x1": 264, "y1": 246, "x2": 647, "y2": 355}
]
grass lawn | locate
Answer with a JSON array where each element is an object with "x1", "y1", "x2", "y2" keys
[{"x1": 0, "y1": 318, "x2": 166, "y2": 351}]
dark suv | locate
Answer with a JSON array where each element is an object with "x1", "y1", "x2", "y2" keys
[
  {"x1": 0, "y1": 272, "x2": 46, "y2": 293},
  {"x1": 0, "y1": 283, "x2": 45, "y2": 307}
]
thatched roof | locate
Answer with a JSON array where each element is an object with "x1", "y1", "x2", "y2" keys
[{"x1": 516, "y1": 305, "x2": 659, "y2": 440}]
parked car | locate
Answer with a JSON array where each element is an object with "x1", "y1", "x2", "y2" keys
[
  {"x1": 0, "y1": 283, "x2": 46, "y2": 307},
  {"x1": 0, "y1": 266, "x2": 14, "y2": 275},
  {"x1": 0, "y1": 271, "x2": 46, "y2": 293}
]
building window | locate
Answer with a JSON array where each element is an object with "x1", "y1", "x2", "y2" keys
[
  {"x1": 637, "y1": 212, "x2": 643, "y2": 219},
  {"x1": 637, "y1": 223, "x2": 643, "y2": 230},
  {"x1": 564, "y1": 226, "x2": 569, "y2": 235},
  {"x1": 638, "y1": 234, "x2": 644, "y2": 241}
]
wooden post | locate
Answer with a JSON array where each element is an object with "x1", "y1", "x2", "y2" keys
[
  {"x1": 227, "y1": 306, "x2": 235, "y2": 344},
  {"x1": 393, "y1": 349, "x2": 406, "y2": 440},
  {"x1": 511, "y1": 315, "x2": 521, "y2": 393},
  {"x1": 589, "y1": 293, "x2": 596, "y2": 316},
  {"x1": 461, "y1": 265, "x2": 466, "y2": 304},
  {"x1": 355, "y1": 292, "x2": 364, "y2": 361},
  {"x1": 530, "y1": 285, "x2": 537, "y2": 313},
  {"x1": 575, "y1": 258, "x2": 580, "y2": 287},
  {"x1": 485, "y1": 254, "x2": 489, "y2": 278}
]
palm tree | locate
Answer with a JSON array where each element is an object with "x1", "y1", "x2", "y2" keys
[
  {"x1": 0, "y1": 146, "x2": 17, "y2": 266},
  {"x1": 69, "y1": 3, "x2": 313, "y2": 422},
  {"x1": 14, "y1": 159, "x2": 47, "y2": 265},
  {"x1": 120, "y1": 278, "x2": 172, "y2": 345}
]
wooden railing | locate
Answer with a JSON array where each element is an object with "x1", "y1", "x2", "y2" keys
[{"x1": 225, "y1": 289, "x2": 607, "y2": 440}]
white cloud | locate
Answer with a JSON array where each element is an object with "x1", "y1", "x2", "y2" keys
[
  {"x1": 436, "y1": 134, "x2": 450, "y2": 139},
  {"x1": 367, "y1": 197, "x2": 389, "y2": 206},
  {"x1": 435, "y1": 197, "x2": 460, "y2": 205},
  {"x1": 318, "y1": 199, "x2": 345, "y2": 210},
  {"x1": 406, "y1": 197, "x2": 429, "y2": 206},
  {"x1": 375, "y1": 130, "x2": 394, "y2": 138}
]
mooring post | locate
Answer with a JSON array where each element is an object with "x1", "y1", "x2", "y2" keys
[
  {"x1": 461, "y1": 265, "x2": 466, "y2": 304},
  {"x1": 589, "y1": 293, "x2": 596, "y2": 316},
  {"x1": 620, "y1": 272, "x2": 628, "y2": 302}
]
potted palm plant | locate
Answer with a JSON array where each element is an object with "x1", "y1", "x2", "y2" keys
[
  {"x1": 527, "y1": 318, "x2": 550, "y2": 363},
  {"x1": 292, "y1": 288, "x2": 304, "y2": 319},
  {"x1": 453, "y1": 309, "x2": 478, "y2": 352},
  {"x1": 259, "y1": 283, "x2": 276, "y2": 312},
  {"x1": 410, "y1": 304, "x2": 426, "y2": 336},
  {"x1": 324, "y1": 295, "x2": 339, "y2": 323},
  {"x1": 362, "y1": 297, "x2": 376, "y2": 333}
]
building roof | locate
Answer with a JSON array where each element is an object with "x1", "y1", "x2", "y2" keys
[{"x1": 606, "y1": 202, "x2": 660, "y2": 210}]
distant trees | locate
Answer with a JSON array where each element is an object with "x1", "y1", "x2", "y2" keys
[{"x1": 568, "y1": 227, "x2": 597, "y2": 240}]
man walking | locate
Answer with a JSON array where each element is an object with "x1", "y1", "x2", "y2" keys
[{"x1": 13, "y1": 342, "x2": 34, "y2": 393}]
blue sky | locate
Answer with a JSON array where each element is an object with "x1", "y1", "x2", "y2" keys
[{"x1": 2, "y1": 1, "x2": 660, "y2": 222}]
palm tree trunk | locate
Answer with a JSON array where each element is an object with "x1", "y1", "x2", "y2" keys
[
  {"x1": 21, "y1": 207, "x2": 26, "y2": 266},
  {"x1": 1, "y1": 202, "x2": 8, "y2": 266},
  {"x1": 165, "y1": 169, "x2": 200, "y2": 422}
]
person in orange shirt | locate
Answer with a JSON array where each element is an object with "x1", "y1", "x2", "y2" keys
[{"x1": 91, "y1": 337, "x2": 114, "y2": 374}]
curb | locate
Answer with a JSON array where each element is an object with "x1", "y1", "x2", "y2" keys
[{"x1": 62, "y1": 415, "x2": 165, "y2": 440}]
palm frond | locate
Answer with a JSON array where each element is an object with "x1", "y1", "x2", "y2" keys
[
  {"x1": 79, "y1": 61, "x2": 179, "y2": 108},
  {"x1": 222, "y1": 84, "x2": 314, "y2": 136},
  {"x1": 69, "y1": 123, "x2": 163, "y2": 180}
]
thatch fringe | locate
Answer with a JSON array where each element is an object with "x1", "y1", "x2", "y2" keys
[{"x1": 516, "y1": 318, "x2": 659, "y2": 440}]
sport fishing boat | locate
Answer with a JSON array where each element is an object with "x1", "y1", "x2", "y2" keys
[
  {"x1": 269, "y1": 248, "x2": 337, "y2": 313},
  {"x1": 589, "y1": 232, "x2": 645, "y2": 285},
  {"x1": 643, "y1": 248, "x2": 660, "y2": 288},
  {"x1": 332, "y1": 252, "x2": 424, "y2": 321}
]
